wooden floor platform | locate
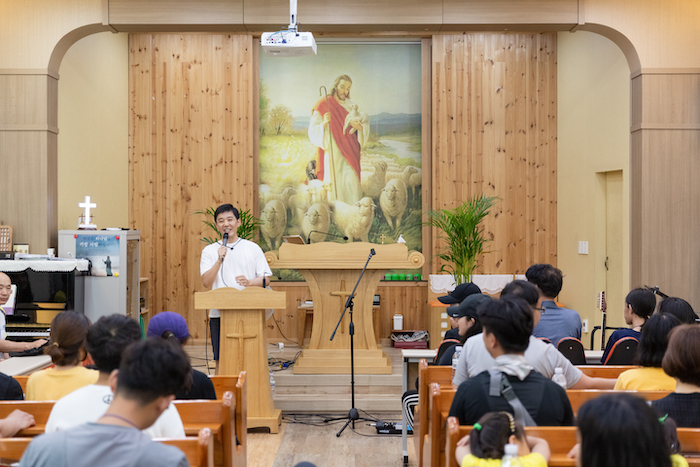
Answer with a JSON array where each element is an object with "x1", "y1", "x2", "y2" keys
[{"x1": 185, "y1": 341, "x2": 404, "y2": 413}]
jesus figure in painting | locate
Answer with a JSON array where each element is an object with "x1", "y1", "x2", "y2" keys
[{"x1": 308, "y1": 74, "x2": 370, "y2": 204}]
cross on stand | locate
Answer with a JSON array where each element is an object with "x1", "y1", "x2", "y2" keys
[
  {"x1": 379, "y1": 234, "x2": 386, "y2": 244},
  {"x1": 225, "y1": 320, "x2": 257, "y2": 371},
  {"x1": 330, "y1": 280, "x2": 352, "y2": 334},
  {"x1": 78, "y1": 195, "x2": 97, "y2": 229}
]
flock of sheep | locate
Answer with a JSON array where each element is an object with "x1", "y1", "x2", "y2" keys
[{"x1": 259, "y1": 154, "x2": 422, "y2": 250}]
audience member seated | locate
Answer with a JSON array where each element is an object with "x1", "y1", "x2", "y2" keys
[
  {"x1": 614, "y1": 313, "x2": 681, "y2": 391},
  {"x1": 601, "y1": 288, "x2": 655, "y2": 363},
  {"x1": 20, "y1": 339, "x2": 191, "y2": 467},
  {"x1": 45, "y1": 314, "x2": 186, "y2": 438},
  {"x1": 455, "y1": 411, "x2": 550, "y2": 467},
  {"x1": 438, "y1": 282, "x2": 482, "y2": 305},
  {"x1": 0, "y1": 371, "x2": 24, "y2": 400},
  {"x1": 0, "y1": 409, "x2": 35, "y2": 437},
  {"x1": 652, "y1": 324, "x2": 700, "y2": 427},
  {"x1": 0, "y1": 272, "x2": 47, "y2": 356},
  {"x1": 437, "y1": 293, "x2": 489, "y2": 365},
  {"x1": 527, "y1": 264, "x2": 582, "y2": 346},
  {"x1": 454, "y1": 280, "x2": 615, "y2": 390},
  {"x1": 26, "y1": 311, "x2": 97, "y2": 400},
  {"x1": 147, "y1": 311, "x2": 216, "y2": 400},
  {"x1": 571, "y1": 393, "x2": 686, "y2": 467},
  {"x1": 658, "y1": 297, "x2": 698, "y2": 325},
  {"x1": 448, "y1": 297, "x2": 574, "y2": 426},
  {"x1": 401, "y1": 292, "x2": 488, "y2": 428}
]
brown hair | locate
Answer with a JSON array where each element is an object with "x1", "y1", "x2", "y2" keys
[
  {"x1": 45, "y1": 311, "x2": 90, "y2": 366},
  {"x1": 469, "y1": 412, "x2": 526, "y2": 459},
  {"x1": 662, "y1": 324, "x2": 700, "y2": 386}
]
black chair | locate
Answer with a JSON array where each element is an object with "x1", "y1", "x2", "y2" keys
[
  {"x1": 557, "y1": 337, "x2": 586, "y2": 365},
  {"x1": 603, "y1": 337, "x2": 639, "y2": 365}
]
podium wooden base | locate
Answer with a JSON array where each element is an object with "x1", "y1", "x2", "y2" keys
[
  {"x1": 248, "y1": 409, "x2": 283, "y2": 434},
  {"x1": 293, "y1": 349, "x2": 393, "y2": 374}
]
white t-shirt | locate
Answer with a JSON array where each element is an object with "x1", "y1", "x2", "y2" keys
[
  {"x1": 45, "y1": 384, "x2": 185, "y2": 439},
  {"x1": 199, "y1": 238, "x2": 272, "y2": 318},
  {"x1": 453, "y1": 333, "x2": 583, "y2": 388}
]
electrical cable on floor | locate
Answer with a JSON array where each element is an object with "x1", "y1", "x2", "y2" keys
[
  {"x1": 282, "y1": 414, "x2": 347, "y2": 427},
  {"x1": 270, "y1": 311, "x2": 299, "y2": 345}
]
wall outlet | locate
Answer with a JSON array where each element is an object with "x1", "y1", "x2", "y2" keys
[{"x1": 582, "y1": 319, "x2": 588, "y2": 333}]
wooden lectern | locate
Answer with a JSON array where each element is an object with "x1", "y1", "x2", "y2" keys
[
  {"x1": 194, "y1": 287, "x2": 286, "y2": 433},
  {"x1": 265, "y1": 242, "x2": 424, "y2": 374}
]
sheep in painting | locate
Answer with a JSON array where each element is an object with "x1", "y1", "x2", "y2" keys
[
  {"x1": 386, "y1": 165, "x2": 418, "y2": 186},
  {"x1": 379, "y1": 178, "x2": 408, "y2": 230},
  {"x1": 407, "y1": 167, "x2": 422, "y2": 199},
  {"x1": 361, "y1": 160, "x2": 388, "y2": 199},
  {"x1": 260, "y1": 200, "x2": 287, "y2": 251},
  {"x1": 288, "y1": 184, "x2": 314, "y2": 224},
  {"x1": 332, "y1": 197, "x2": 376, "y2": 243},
  {"x1": 302, "y1": 203, "x2": 331, "y2": 244}
]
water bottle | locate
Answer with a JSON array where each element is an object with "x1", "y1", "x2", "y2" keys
[
  {"x1": 501, "y1": 443, "x2": 520, "y2": 467},
  {"x1": 451, "y1": 346, "x2": 463, "y2": 381},
  {"x1": 269, "y1": 370, "x2": 276, "y2": 397},
  {"x1": 552, "y1": 367, "x2": 567, "y2": 389}
]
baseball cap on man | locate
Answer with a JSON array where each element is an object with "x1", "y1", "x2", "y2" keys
[
  {"x1": 446, "y1": 293, "x2": 492, "y2": 319},
  {"x1": 147, "y1": 311, "x2": 190, "y2": 342},
  {"x1": 438, "y1": 282, "x2": 481, "y2": 304}
]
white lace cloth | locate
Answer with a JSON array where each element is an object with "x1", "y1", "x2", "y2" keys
[
  {"x1": 429, "y1": 274, "x2": 517, "y2": 295},
  {"x1": 0, "y1": 259, "x2": 90, "y2": 272}
]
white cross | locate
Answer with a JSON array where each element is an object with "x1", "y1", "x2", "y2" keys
[{"x1": 79, "y1": 196, "x2": 97, "y2": 229}]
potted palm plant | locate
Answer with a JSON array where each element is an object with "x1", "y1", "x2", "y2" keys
[
  {"x1": 426, "y1": 195, "x2": 498, "y2": 284},
  {"x1": 195, "y1": 207, "x2": 262, "y2": 244}
]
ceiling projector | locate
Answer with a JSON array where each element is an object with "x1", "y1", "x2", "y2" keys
[
  {"x1": 261, "y1": 0, "x2": 317, "y2": 57},
  {"x1": 261, "y1": 30, "x2": 317, "y2": 57}
]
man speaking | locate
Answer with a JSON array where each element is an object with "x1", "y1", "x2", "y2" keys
[{"x1": 200, "y1": 204, "x2": 272, "y2": 373}]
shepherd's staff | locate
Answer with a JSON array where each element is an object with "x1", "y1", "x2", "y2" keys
[{"x1": 319, "y1": 85, "x2": 338, "y2": 200}]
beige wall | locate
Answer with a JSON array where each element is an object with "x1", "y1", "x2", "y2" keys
[
  {"x1": 557, "y1": 30, "x2": 630, "y2": 346},
  {"x1": 57, "y1": 32, "x2": 129, "y2": 231}
]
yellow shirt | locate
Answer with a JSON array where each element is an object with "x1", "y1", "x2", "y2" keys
[
  {"x1": 461, "y1": 452, "x2": 547, "y2": 467},
  {"x1": 26, "y1": 366, "x2": 98, "y2": 401},
  {"x1": 672, "y1": 454, "x2": 689, "y2": 467},
  {"x1": 613, "y1": 367, "x2": 676, "y2": 391}
]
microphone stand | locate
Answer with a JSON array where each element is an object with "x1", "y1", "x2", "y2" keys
[{"x1": 325, "y1": 248, "x2": 376, "y2": 437}]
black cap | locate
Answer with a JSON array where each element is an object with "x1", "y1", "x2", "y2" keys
[
  {"x1": 438, "y1": 282, "x2": 481, "y2": 304},
  {"x1": 446, "y1": 293, "x2": 492, "y2": 319}
]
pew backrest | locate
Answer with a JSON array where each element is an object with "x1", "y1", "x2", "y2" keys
[
  {"x1": 418, "y1": 360, "x2": 452, "y2": 467},
  {"x1": 158, "y1": 428, "x2": 214, "y2": 467},
  {"x1": 446, "y1": 418, "x2": 700, "y2": 467},
  {"x1": 0, "y1": 432, "x2": 213, "y2": 467},
  {"x1": 576, "y1": 365, "x2": 637, "y2": 379}
]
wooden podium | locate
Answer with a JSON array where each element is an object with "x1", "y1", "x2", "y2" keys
[
  {"x1": 265, "y1": 242, "x2": 424, "y2": 374},
  {"x1": 194, "y1": 287, "x2": 286, "y2": 433}
]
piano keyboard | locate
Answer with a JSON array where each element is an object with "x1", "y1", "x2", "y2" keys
[{"x1": 6, "y1": 331, "x2": 51, "y2": 338}]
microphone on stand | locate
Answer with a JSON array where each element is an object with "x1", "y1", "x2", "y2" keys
[
  {"x1": 222, "y1": 232, "x2": 229, "y2": 247},
  {"x1": 370, "y1": 248, "x2": 376, "y2": 256},
  {"x1": 307, "y1": 230, "x2": 349, "y2": 244}
]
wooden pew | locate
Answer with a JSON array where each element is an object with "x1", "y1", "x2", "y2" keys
[
  {"x1": 0, "y1": 429, "x2": 213, "y2": 467},
  {"x1": 424, "y1": 383, "x2": 456, "y2": 467},
  {"x1": 446, "y1": 418, "x2": 700, "y2": 467},
  {"x1": 159, "y1": 428, "x2": 215, "y2": 467},
  {"x1": 416, "y1": 360, "x2": 452, "y2": 467},
  {"x1": 0, "y1": 393, "x2": 244, "y2": 467},
  {"x1": 13, "y1": 375, "x2": 28, "y2": 394},
  {"x1": 576, "y1": 365, "x2": 636, "y2": 379},
  {"x1": 566, "y1": 389, "x2": 669, "y2": 415},
  {"x1": 428, "y1": 388, "x2": 672, "y2": 467},
  {"x1": 0, "y1": 401, "x2": 52, "y2": 436}
]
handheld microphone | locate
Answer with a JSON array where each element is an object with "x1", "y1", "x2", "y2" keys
[
  {"x1": 222, "y1": 232, "x2": 229, "y2": 247},
  {"x1": 307, "y1": 230, "x2": 349, "y2": 244}
]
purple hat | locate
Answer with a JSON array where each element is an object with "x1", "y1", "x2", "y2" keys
[
  {"x1": 147, "y1": 311, "x2": 190, "y2": 342},
  {"x1": 438, "y1": 282, "x2": 481, "y2": 304}
]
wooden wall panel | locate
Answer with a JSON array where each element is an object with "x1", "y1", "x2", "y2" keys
[
  {"x1": 129, "y1": 34, "x2": 255, "y2": 340},
  {"x1": 431, "y1": 33, "x2": 557, "y2": 275},
  {"x1": 264, "y1": 282, "x2": 429, "y2": 344}
]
